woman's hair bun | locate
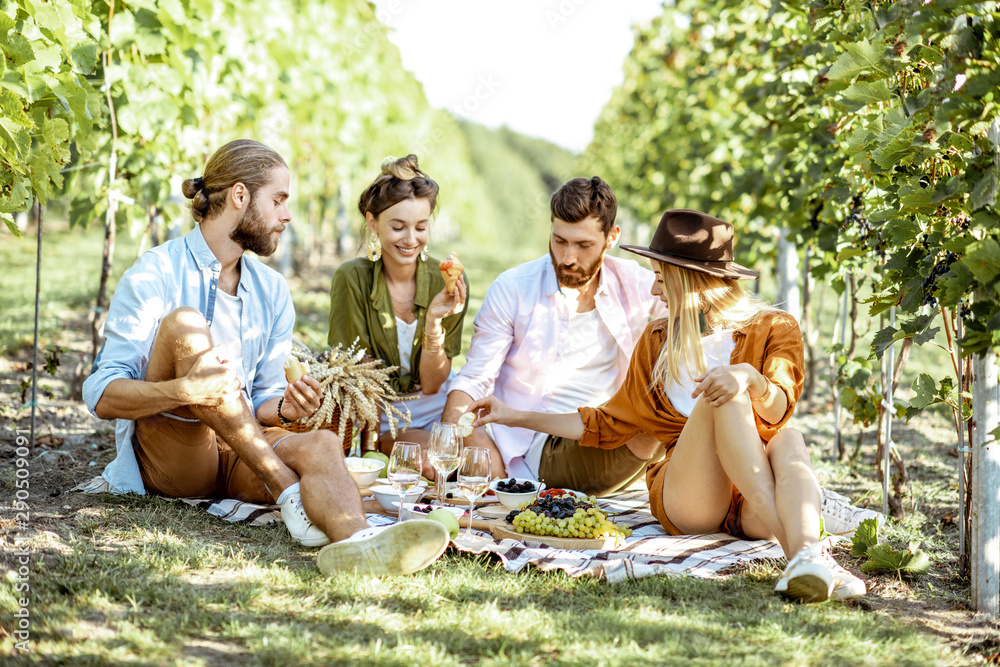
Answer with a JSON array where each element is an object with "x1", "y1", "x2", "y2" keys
[{"x1": 380, "y1": 154, "x2": 422, "y2": 181}]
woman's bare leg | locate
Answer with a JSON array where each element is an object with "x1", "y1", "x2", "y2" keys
[
  {"x1": 660, "y1": 398, "x2": 740, "y2": 534},
  {"x1": 662, "y1": 393, "x2": 792, "y2": 553},
  {"x1": 741, "y1": 429, "x2": 820, "y2": 556}
]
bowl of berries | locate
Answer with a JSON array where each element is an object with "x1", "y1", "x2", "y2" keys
[
  {"x1": 399, "y1": 503, "x2": 466, "y2": 523},
  {"x1": 489, "y1": 477, "x2": 545, "y2": 510}
]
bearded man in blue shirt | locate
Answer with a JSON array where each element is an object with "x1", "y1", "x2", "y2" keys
[{"x1": 83, "y1": 139, "x2": 448, "y2": 576}]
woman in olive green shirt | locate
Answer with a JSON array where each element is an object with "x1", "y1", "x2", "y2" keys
[{"x1": 328, "y1": 155, "x2": 468, "y2": 459}]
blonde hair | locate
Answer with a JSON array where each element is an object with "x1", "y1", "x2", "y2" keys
[
  {"x1": 181, "y1": 139, "x2": 287, "y2": 223},
  {"x1": 651, "y1": 260, "x2": 770, "y2": 389}
]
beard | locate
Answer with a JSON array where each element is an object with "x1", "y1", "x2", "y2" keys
[
  {"x1": 229, "y1": 197, "x2": 279, "y2": 256},
  {"x1": 549, "y1": 247, "x2": 603, "y2": 289}
]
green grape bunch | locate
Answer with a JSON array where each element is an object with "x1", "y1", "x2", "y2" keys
[{"x1": 505, "y1": 494, "x2": 632, "y2": 541}]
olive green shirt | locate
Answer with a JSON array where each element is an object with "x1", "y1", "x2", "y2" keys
[{"x1": 327, "y1": 256, "x2": 468, "y2": 393}]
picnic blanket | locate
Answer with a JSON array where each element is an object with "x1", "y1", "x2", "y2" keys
[{"x1": 74, "y1": 476, "x2": 874, "y2": 582}]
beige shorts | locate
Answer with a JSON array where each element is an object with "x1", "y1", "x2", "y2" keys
[{"x1": 134, "y1": 413, "x2": 292, "y2": 502}]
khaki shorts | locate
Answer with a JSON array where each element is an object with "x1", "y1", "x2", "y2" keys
[
  {"x1": 134, "y1": 413, "x2": 292, "y2": 502},
  {"x1": 536, "y1": 435, "x2": 660, "y2": 497}
]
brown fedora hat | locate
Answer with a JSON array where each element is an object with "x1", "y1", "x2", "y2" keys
[{"x1": 621, "y1": 209, "x2": 759, "y2": 280}]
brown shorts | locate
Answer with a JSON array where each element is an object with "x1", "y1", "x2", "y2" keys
[
  {"x1": 134, "y1": 413, "x2": 293, "y2": 503},
  {"x1": 536, "y1": 435, "x2": 659, "y2": 497},
  {"x1": 648, "y1": 446, "x2": 750, "y2": 539}
]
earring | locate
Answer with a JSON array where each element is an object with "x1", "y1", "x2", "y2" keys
[
  {"x1": 366, "y1": 232, "x2": 382, "y2": 261},
  {"x1": 420, "y1": 244, "x2": 428, "y2": 262}
]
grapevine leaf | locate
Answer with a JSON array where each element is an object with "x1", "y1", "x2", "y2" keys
[
  {"x1": 884, "y1": 217, "x2": 921, "y2": 246},
  {"x1": 861, "y1": 543, "x2": 931, "y2": 577},
  {"x1": 970, "y1": 165, "x2": 997, "y2": 211},
  {"x1": 3, "y1": 213, "x2": 21, "y2": 239},
  {"x1": 851, "y1": 518, "x2": 880, "y2": 557},
  {"x1": 842, "y1": 80, "x2": 892, "y2": 105},
  {"x1": 960, "y1": 238, "x2": 1000, "y2": 285},
  {"x1": 871, "y1": 325, "x2": 900, "y2": 359},
  {"x1": 827, "y1": 39, "x2": 888, "y2": 83},
  {"x1": 0, "y1": 71, "x2": 27, "y2": 97},
  {"x1": 42, "y1": 117, "x2": 69, "y2": 146},
  {"x1": 109, "y1": 11, "x2": 136, "y2": 48},
  {"x1": 1, "y1": 31, "x2": 35, "y2": 69},
  {"x1": 70, "y1": 42, "x2": 99, "y2": 74},
  {"x1": 909, "y1": 374, "x2": 938, "y2": 410}
]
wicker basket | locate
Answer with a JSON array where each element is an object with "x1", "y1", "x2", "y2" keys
[{"x1": 282, "y1": 406, "x2": 378, "y2": 455}]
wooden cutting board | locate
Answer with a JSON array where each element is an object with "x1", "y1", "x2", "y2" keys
[{"x1": 489, "y1": 522, "x2": 621, "y2": 550}]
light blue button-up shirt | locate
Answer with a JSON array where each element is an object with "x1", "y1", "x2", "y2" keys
[{"x1": 83, "y1": 226, "x2": 293, "y2": 494}]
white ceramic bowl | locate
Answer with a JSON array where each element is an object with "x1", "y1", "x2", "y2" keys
[
  {"x1": 369, "y1": 483, "x2": 428, "y2": 513},
  {"x1": 399, "y1": 503, "x2": 465, "y2": 522},
  {"x1": 344, "y1": 456, "x2": 385, "y2": 489},
  {"x1": 489, "y1": 477, "x2": 544, "y2": 510}
]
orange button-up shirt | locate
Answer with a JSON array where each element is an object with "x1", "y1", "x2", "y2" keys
[{"x1": 579, "y1": 310, "x2": 805, "y2": 525}]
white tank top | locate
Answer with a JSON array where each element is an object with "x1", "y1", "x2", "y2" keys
[{"x1": 664, "y1": 329, "x2": 737, "y2": 417}]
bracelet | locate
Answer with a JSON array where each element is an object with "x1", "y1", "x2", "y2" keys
[
  {"x1": 422, "y1": 329, "x2": 445, "y2": 353},
  {"x1": 751, "y1": 379, "x2": 775, "y2": 403},
  {"x1": 276, "y1": 396, "x2": 294, "y2": 426}
]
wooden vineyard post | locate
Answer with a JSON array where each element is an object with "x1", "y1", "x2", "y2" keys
[
  {"x1": 832, "y1": 285, "x2": 849, "y2": 461},
  {"x1": 972, "y1": 116, "x2": 1000, "y2": 616},
  {"x1": 972, "y1": 345, "x2": 1000, "y2": 617},
  {"x1": 881, "y1": 306, "x2": 896, "y2": 516}
]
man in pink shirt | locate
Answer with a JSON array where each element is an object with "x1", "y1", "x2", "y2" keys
[{"x1": 442, "y1": 177, "x2": 667, "y2": 495}]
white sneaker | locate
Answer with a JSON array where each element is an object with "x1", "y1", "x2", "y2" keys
[
  {"x1": 821, "y1": 489, "x2": 884, "y2": 536},
  {"x1": 829, "y1": 560, "x2": 867, "y2": 600},
  {"x1": 317, "y1": 520, "x2": 449, "y2": 576},
  {"x1": 774, "y1": 543, "x2": 835, "y2": 603},
  {"x1": 279, "y1": 488, "x2": 331, "y2": 547}
]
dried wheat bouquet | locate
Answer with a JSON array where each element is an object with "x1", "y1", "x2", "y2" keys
[{"x1": 289, "y1": 338, "x2": 412, "y2": 447}]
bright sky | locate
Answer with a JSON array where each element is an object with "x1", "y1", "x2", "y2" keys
[{"x1": 370, "y1": 0, "x2": 665, "y2": 153}]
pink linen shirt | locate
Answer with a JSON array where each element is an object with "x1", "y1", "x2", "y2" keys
[{"x1": 449, "y1": 254, "x2": 667, "y2": 476}]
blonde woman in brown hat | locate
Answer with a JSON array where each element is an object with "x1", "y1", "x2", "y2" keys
[{"x1": 467, "y1": 209, "x2": 865, "y2": 603}]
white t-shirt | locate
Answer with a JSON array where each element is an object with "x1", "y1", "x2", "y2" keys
[
  {"x1": 395, "y1": 316, "x2": 418, "y2": 375},
  {"x1": 523, "y1": 291, "x2": 620, "y2": 476},
  {"x1": 664, "y1": 328, "x2": 737, "y2": 417},
  {"x1": 209, "y1": 290, "x2": 253, "y2": 411}
]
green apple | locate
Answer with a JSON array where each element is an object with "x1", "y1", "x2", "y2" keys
[
  {"x1": 427, "y1": 508, "x2": 460, "y2": 540},
  {"x1": 362, "y1": 451, "x2": 390, "y2": 478}
]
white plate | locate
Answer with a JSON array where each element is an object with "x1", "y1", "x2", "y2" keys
[{"x1": 476, "y1": 504, "x2": 514, "y2": 519}]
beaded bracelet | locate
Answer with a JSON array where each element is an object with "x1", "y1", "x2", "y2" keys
[{"x1": 276, "y1": 396, "x2": 294, "y2": 425}]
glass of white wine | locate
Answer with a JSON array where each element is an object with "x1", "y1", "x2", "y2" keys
[
  {"x1": 387, "y1": 441, "x2": 422, "y2": 520},
  {"x1": 428, "y1": 423, "x2": 461, "y2": 505},
  {"x1": 456, "y1": 447, "x2": 491, "y2": 539}
]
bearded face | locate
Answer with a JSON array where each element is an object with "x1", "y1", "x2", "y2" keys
[
  {"x1": 549, "y1": 245, "x2": 604, "y2": 289},
  {"x1": 229, "y1": 195, "x2": 278, "y2": 257}
]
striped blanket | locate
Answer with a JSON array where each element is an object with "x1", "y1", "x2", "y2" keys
[{"x1": 75, "y1": 475, "x2": 788, "y2": 581}]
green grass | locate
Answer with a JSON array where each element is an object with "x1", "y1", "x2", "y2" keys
[
  {"x1": 0, "y1": 222, "x2": 141, "y2": 355},
  {"x1": 0, "y1": 495, "x2": 967, "y2": 665},
  {"x1": 0, "y1": 218, "x2": 978, "y2": 664}
]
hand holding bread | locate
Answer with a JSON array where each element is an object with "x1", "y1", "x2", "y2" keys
[{"x1": 439, "y1": 252, "x2": 464, "y2": 294}]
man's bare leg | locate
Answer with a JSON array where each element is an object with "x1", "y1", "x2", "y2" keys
[
  {"x1": 144, "y1": 307, "x2": 299, "y2": 496},
  {"x1": 275, "y1": 431, "x2": 368, "y2": 542}
]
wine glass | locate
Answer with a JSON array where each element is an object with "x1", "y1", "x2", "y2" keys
[
  {"x1": 387, "y1": 441, "x2": 422, "y2": 520},
  {"x1": 456, "y1": 447, "x2": 491, "y2": 539},
  {"x1": 428, "y1": 423, "x2": 462, "y2": 505}
]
